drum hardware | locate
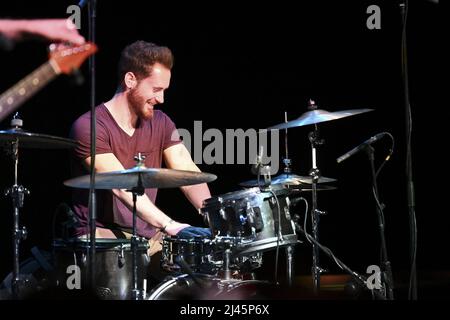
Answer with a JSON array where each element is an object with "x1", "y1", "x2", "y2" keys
[
  {"x1": 173, "y1": 256, "x2": 206, "y2": 289},
  {"x1": 266, "y1": 100, "x2": 373, "y2": 293},
  {"x1": 64, "y1": 153, "x2": 217, "y2": 299},
  {"x1": 128, "y1": 153, "x2": 150, "y2": 300},
  {"x1": 240, "y1": 111, "x2": 337, "y2": 191},
  {"x1": 1, "y1": 113, "x2": 77, "y2": 299},
  {"x1": 293, "y1": 218, "x2": 387, "y2": 300}
]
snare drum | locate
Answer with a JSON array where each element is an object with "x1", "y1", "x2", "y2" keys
[
  {"x1": 202, "y1": 185, "x2": 298, "y2": 254},
  {"x1": 161, "y1": 236, "x2": 217, "y2": 273},
  {"x1": 53, "y1": 238, "x2": 149, "y2": 300}
]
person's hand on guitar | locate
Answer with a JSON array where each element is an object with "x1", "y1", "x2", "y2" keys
[{"x1": 0, "y1": 19, "x2": 85, "y2": 45}]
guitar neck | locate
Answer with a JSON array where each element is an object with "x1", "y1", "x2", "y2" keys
[{"x1": 0, "y1": 61, "x2": 59, "y2": 122}]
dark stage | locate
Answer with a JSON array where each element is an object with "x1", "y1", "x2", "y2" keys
[{"x1": 0, "y1": 0, "x2": 446, "y2": 302}]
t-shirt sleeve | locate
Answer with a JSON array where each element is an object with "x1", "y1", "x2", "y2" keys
[
  {"x1": 161, "y1": 112, "x2": 182, "y2": 150},
  {"x1": 70, "y1": 114, "x2": 112, "y2": 160}
]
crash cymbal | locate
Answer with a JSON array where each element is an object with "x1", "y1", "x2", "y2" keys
[
  {"x1": 64, "y1": 165, "x2": 217, "y2": 189},
  {"x1": 267, "y1": 108, "x2": 373, "y2": 130},
  {"x1": 0, "y1": 128, "x2": 77, "y2": 149},
  {"x1": 239, "y1": 173, "x2": 336, "y2": 188}
]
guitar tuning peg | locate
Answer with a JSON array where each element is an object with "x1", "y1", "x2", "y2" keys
[{"x1": 48, "y1": 43, "x2": 57, "y2": 52}]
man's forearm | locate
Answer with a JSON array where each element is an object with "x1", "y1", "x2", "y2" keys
[
  {"x1": 113, "y1": 189, "x2": 172, "y2": 229},
  {"x1": 181, "y1": 183, "x2": 211, "y2": 211}
]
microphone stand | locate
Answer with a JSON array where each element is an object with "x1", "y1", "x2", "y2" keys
[
  {"x1": 365, "y1": 145, "x2": 394, "y2": 300},
  {"x1": 294, "y1": 221, "x2": 386, "y2": 300},
  {"x1": 79, "y1": 0, "x2": 98, "y2": 291},
  {"x1": 400, "y1": 0, "x2": 417, "y2": 300}
]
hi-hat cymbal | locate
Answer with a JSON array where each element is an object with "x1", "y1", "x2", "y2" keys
[
  {"x1": 64, "y1": 166, "x2": 217, "y2": 189},
  {"x1": 239, "y1": 173, "x2": 336, "y2": 188},
  {"x1": 266, "y1": 108, "x2": 373, "y2": 130},
  {"x1": 0, "y1": 128, "x2": 77, "y2": 149}
]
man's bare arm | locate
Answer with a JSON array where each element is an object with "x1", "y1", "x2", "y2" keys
[
  {"x1": 163, "y1": 143, "x2": 212, "y2": 210},
  {"x1": 84, "y1": 153, "x2": 188, "y2": 235}
]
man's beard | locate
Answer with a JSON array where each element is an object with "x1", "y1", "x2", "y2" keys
[{"x1": 127, "y1": 87, "x2": 154, "y2": 120}]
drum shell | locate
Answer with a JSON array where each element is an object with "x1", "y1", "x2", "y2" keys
[
  {"x1": 53, "y1": 238, "x2": 150, "y2": 300},
  {"x1": 202, "y1": 186, "x2": 298, "y2": 254}
]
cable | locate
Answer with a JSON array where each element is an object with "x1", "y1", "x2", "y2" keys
[
  {"x1": 294, "y1": 222, "x2": 384, "y2": 300},
  {"x1": 375, "y1": 132, "x2": 395, "y2": 179}
]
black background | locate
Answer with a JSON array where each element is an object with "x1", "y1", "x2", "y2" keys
[{"x1": 0, "y1": 0, "x2": 445, "y2": 299}]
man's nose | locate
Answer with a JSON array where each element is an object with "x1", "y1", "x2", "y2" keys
[{"x1": 155, "y1": 91, "x2": 164, "y2": 104}]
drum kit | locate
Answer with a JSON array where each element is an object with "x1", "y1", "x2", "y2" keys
[{"x1": 0, "y1": 101, "x2": 373, "y2": 300}]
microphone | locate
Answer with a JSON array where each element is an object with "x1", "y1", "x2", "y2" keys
[{"x1": 337, "y1": 133, "x2": 387, "y2": 163}]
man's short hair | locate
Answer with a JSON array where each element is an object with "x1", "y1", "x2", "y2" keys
[{"x1": 117, "y1": 40, "x2": 173, "y2": 89}]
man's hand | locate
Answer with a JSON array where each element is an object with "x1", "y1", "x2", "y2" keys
[
  {"x1": 176, "y1": 226, "x2": 212, "y2": 239},
  {"x1": 163, "y1": 220, "x2": 191, "y2": 236}
]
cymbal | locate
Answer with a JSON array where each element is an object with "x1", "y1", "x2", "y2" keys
[
  {"x1": 0, "y1": 128, "x2": 77, "y2": 149},
  {"x1": 266, "y1": 108, "x2": 373, "y2": 130},
  {"x1": 288, "y1": 184, "x2": 337, "y2": 192},
  {"x1": 239, "y1": 173, "x2": 336, "y2": 188},
  {"x1": 64, "y1": 166, "x2": 217, "y2": 189}
]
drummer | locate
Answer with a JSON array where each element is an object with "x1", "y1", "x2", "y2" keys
[{"x1": 69, "y1": 41, "x2": 212, "y2": 256}]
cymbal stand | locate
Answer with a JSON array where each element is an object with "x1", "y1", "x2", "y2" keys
[
  {"x1": 283, "y1": 111, "x2": 295, "y2": 286},
  {"x1": 283, "y1": 111, "x2": 292, "y2": 174},
  {"x1": 3, "y1": 114, "x2": 29, "y2": 299},
  {"x1": 128, "y1": 153, "x2": 146, "y2": 300},
  {"x1": 307, "y1": 100, "x2": 326, "y2": 293}
]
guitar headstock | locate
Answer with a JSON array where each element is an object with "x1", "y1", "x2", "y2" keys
[{"x1": 49, "y1": 42, "x2": 98, "y2": 75}]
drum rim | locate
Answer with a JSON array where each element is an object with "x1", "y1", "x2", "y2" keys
[
  {"x1": 202, "y1": 185, "x2": 289, "y2": 206},
  {"x1": 52, "y1": 237, "x2": 149, "y2": 249},
  {"x1": 162, "y1": 235, "x2": 212, "y2": 244}
]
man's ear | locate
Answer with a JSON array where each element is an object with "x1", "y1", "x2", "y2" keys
[{"x1": 124, "y1": 72, "x2": 137, "y2": 89}]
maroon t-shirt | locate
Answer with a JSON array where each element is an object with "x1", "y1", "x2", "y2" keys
[{"x1": 69, "y1": 104, "x2": 181, "y2": 238}]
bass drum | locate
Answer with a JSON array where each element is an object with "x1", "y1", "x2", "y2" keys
[{"x1": 147, "y1": 273, "x2": 275, "y2": 300}]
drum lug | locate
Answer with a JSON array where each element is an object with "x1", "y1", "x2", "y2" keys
[
  {"x1": 245, "y1": 202, "x2": 255, "y2": 225},
  {"x1": 118, "y1": 244, "x2": 125, "y2": 268},
  {"x1": 219, "y1": 208, "x2": 226, "y2": 221}
]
